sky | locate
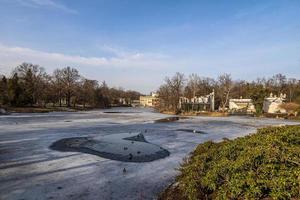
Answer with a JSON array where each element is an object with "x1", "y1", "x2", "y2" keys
[{"x1": 0, "y1": 0, "x2": 300, "y2": 93}]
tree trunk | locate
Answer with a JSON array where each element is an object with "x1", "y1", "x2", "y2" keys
[
  {"x1": 67, "y1": 91, "x2": 71, "y2": 107},
  {"x1": 222, "y1": 90, "x2": 230, "y2": 112}
]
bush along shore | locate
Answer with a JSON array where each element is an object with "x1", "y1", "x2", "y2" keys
[{"x1": 159, "y1": 125, "x2": 300, "y2": 200}]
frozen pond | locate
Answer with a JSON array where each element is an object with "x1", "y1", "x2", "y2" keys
[{"x1": 0, "y1": 107, "x2": 299, "y2": 200}]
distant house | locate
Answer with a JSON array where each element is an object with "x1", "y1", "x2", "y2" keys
[
  {"x1": 229, "y1": 98, "x2": 256, "y2": 113},
  {"x1": 263, "y1": 93, "x2": 287, "y2": 114},
  {"x1": 139, "y1": 92, "x2": 159, "y2": 107}
]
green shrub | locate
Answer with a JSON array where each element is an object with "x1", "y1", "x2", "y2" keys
[{"x1": 161, "y1": 126, "x2": 300, "y2": 200}]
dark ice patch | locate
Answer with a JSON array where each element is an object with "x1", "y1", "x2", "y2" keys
[
  {"x1": 50, "y1": 133, "x2": 169, "y2": 162},
  {"x1": 155, "y1": 117, "x2": 189, "y2": 123}
]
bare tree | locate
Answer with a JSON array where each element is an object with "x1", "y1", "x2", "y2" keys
[
  {"x1": 80, "y1": 79, "x2": 98, "y2": 108},
  {"x1": 53, "y1": 69, "x2": 65, "y2": 107},
  {"x1": 158, "y1": 84, "x2": 171, "y2": 111},
  {"x1": 43, "y1": 75, "x2": 58, "y2": 107},
  {"x1": 94, "y1": 81, "x2": 110, "y2": 108},
  {"x1": 266, "y1": 73, "x2": 287, "y2": 95},
  {"x1": 287, "y1": 78, "x2": 298, "y2": 102},
  {"x1": 159, "y1": 72, "x2": 185, "y2": 113},
  {"x1": 217, "y1": 73, "x2": 233, "y2": 112},
  {"x1": 197, "y1": 77, "x2": 215, "y2": 96},
  {"x1": 187, "y1": 73, "x2": 200, "y2": 98},
  {"x1": 58, "y1": 66, "x2": 80, "y2": 107}
]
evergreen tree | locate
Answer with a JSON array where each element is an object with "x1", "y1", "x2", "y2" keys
[
  {"x1": 8, "y1": 73, "x2": 23, "y2": 106},
  {"x1": 0, "y1": 76, "x2": 9, "y2": 106}
]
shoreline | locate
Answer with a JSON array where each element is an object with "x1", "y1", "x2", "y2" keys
[
  {"x1": 2, "y1": 106, "x2": 101, "y2": 113},
  {"x1": 2, "y1": 107, "x2": 300, "y2": 121},
  {"x1": 2, "y1": 105, "x2": 142, "y2": 114},
  {"x1": 159, "y1": 110, "x2": 300, "y2": 121}
]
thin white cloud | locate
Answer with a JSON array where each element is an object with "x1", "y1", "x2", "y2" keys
[
  {"x1": 0, "y1": 43, "x2": 298, "y2": 92},
  {"x1": 97, "y1": 45, "x2": 171, "y2": 59},
  {"x1": 0, "y1": 43, "x2": 172, "y2": 75},
  {"x1": 15, "y1": 0, "x2": 78, "y2": 14},
  {"x1": 98, "y1": 45, "x2": 131, "y2": 57}
]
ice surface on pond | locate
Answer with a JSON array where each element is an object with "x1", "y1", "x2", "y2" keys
[
  {"x1": 176, "y1": 128, "x2": 207, "y2": 134},
  {"x1": 50, "y1": 132, "x2": 170, "y2": 162},
  {"x1": 0, "y1": 107, "x2": 299, "y2": 200}
]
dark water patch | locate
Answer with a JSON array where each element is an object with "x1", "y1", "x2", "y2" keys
[
  {"x1": 155, "y1": 117, "x2": 189, "y2": 123},
  {"x1": 176, "y1": 129, "x2": 207, "y2": 134},
  {"x1": 50, "y1": 133, "x2": 170, "y2": 162}
]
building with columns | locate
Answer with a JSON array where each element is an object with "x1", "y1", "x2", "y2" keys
[{"x1": 179, "y1": 90, "x2": 215, "y2": 112}]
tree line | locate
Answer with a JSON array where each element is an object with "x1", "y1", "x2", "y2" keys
[
  {"x1": 0, "y1": 63, "x2": 141, "y2": 108},
  {"x1": 157, "y1": 72, "x2": 300, "y2": 113}
]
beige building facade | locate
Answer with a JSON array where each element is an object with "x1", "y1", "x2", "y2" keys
[{"x1": 139, "y1": 92, "x2": 159, "y2": 107}]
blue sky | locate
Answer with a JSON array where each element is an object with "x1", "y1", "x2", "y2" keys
[{"x1": 0, "y1": 0, "x2": 299, "y2": 93}]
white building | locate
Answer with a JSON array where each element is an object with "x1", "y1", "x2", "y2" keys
[
  {"x1": 179, "y1": 90, "x2": 215, "y2": 112},
  {"x1": 263, "y1": 93, "x2": 287, "y2": 114},
  {"x1": 229, "y1": 98, "x2": 256, "y2": 113},
  {"x1": 139, "y1": 92, "x2": 159, "y2": 107}
]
